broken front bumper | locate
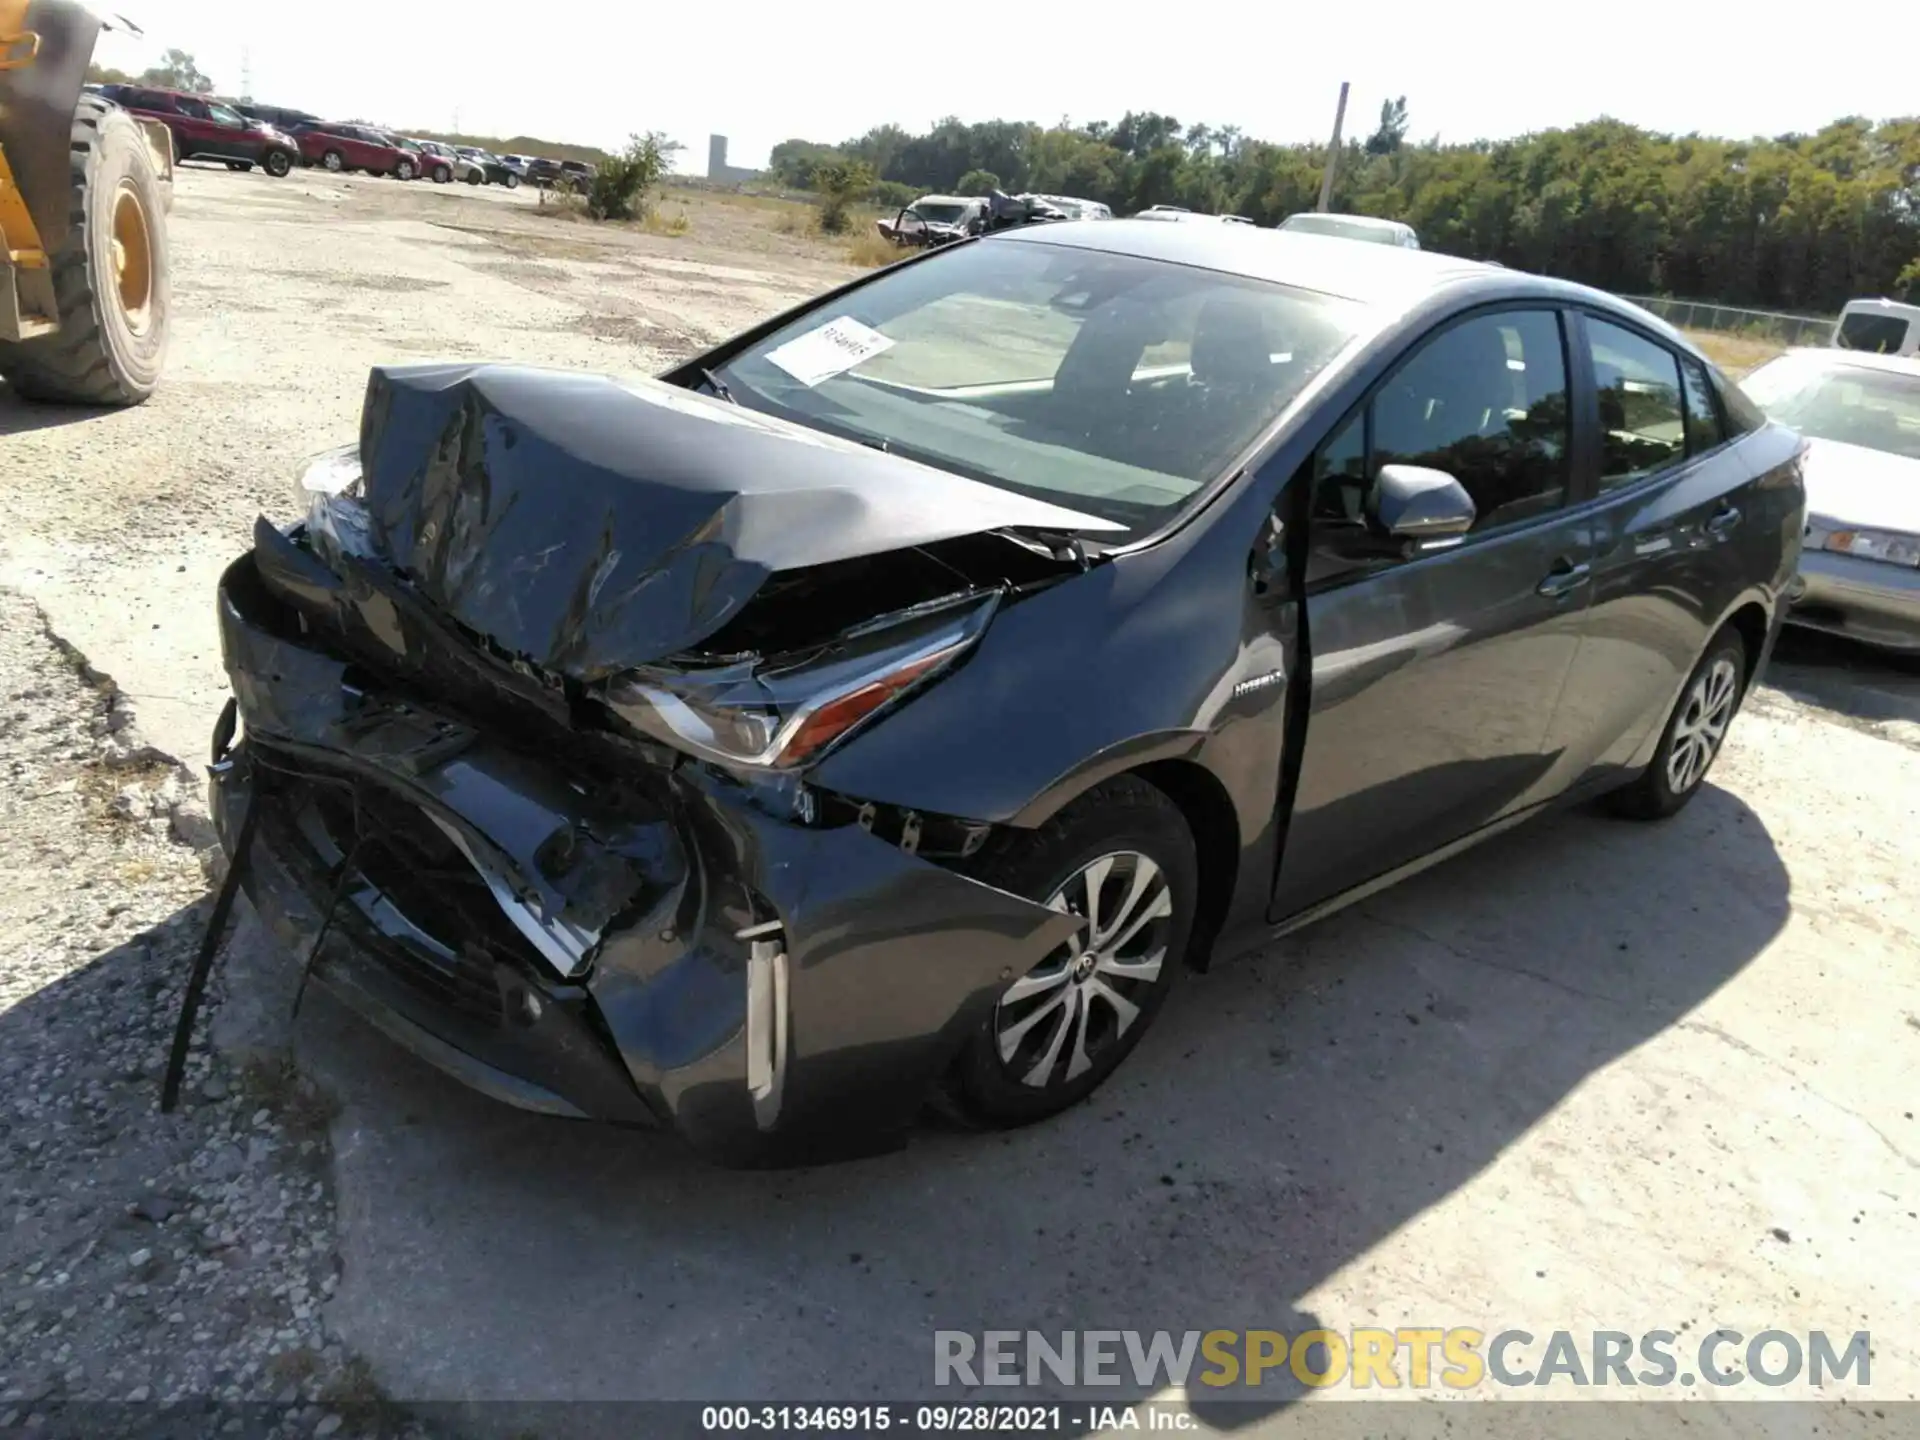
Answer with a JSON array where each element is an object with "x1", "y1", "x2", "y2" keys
[{"x1": 211, "y1": 553, "x2": 1078, "y2": 1168}]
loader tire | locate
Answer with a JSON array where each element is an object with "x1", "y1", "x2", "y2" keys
[{"x1": 0, "y1": 96, "x2": 169, "y2": 406}]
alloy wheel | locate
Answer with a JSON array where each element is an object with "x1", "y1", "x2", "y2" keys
[
  {"x1": 1667, "y1": 655, "x2": 1739, "y2": 794},
  {"x1": 993, "y1": 852, "x2": 1174, "y2": 1090},
  {"x1": 323, "y1": 151, "x2": 343, "y2": 171}
]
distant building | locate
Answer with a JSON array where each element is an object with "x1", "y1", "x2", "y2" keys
[{"x1": 707, "y1": 134, "x2": 761, "y2": 184}]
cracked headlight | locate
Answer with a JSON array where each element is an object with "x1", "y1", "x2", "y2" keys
[{"x1": 602, "y1": 592, "x2": 999, "y2": 771}]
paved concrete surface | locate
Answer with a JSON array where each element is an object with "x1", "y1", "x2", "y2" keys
[{"x1": 5, "y1": 169, "x2": 1919, "y2": 1431}]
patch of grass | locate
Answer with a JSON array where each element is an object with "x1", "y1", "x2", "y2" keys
[
  {"x1": 1684, "y1": 328, "x2": 1784, "y2": 378},
  {"x1": 641, "y1": 209, "x2": 690, "y2": 237},
  {"x1": 268, "y1": 1347, "x2": 322, "y2": 1388},
  {"x1": 846, "y1": 231, "x2": 905, "y2": 268}
]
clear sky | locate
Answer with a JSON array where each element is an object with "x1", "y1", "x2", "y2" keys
[{"x1": 92, "y1": 0, "x2": 1916, "y2": 170}]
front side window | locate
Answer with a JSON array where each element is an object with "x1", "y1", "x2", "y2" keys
[
  {"x1": 712, "y1": 238, "x2": 1364, "y2": 537},
  {"x1": 1587, "y1": 318, "x2": 1685, "y2": 489},
  {"x1": 1371, "y1": 309, "x2": 1571, "y2": 529},
  {"x1": 207, "y1": 103, "x2": 246, "y2": 127},
  {"x1": 1740, "y1": 354, "x2": 1920, "y2": 462}
]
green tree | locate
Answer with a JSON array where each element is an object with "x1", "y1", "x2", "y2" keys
[
  {"x1": 813, "y1": 159, "x2": 876, "y2": 234},
  {"x1": 957, "y1": 169, "x2": 1002, "y2": 194},
  {"x1": 137, "y1": 48, "x2": 213, "y2": 93},
  {"x1": 85, "y1": 62, "x2": 133, "y2": 85},
  {"x1": 587, "y1": 132, "x2": 681, "y2": 221},
  {"x1": 1366, "y1": 97, "x2": 1410, "y2": 156}
]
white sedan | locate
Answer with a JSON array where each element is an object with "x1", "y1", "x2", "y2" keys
[{"x1": 1744, "y1": 348, "x2": 1920, "y2": 651}]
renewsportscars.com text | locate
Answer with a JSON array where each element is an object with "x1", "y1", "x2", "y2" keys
[{"x1": 935, "y1": 1328, "x2": 1872, "y2": 1390}]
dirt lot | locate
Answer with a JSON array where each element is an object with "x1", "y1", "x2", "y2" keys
[{"x1": 3, "y1": 167, "x2": 1919, "y2": 1434}]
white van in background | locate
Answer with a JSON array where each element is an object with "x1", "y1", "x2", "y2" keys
[{"x1": 1833, "y1": 298, "x2": 1920, "y2": 357}]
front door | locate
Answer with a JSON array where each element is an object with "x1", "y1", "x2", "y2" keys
[{"x1": 1271, "y1": 307, "x2": 1593, "y2": 920}]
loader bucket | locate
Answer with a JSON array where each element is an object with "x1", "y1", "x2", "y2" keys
[{"x1": 0, "y1": 0, "x2": 98, "y2": 253}]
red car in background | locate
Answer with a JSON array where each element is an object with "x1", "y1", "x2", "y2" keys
[
  {"x1": 292, "y1": 123, "x2": 419, "y2": 179},
  {"x1": 93, "y1": 84, "x2": 300, "y2": 176}
]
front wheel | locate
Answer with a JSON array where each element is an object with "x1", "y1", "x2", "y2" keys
[
  {"x1": 321, "y1": 149, "x2": 345, "y2": 172},
  {"x1": 945, "y1": 776, "x2": 1195, "y2": 1128},
  {"x1": 394, "y1": 160, "x2": 416, "y2": 181},
  {"x1": 1608, "y1": 629, "x2": 1747, "y2": 820},
  {"x1": 432, "y1": 164, "x2": 452, "y2": 183},
  {"x1": 0, "y1": 95, "x2": 169, "y2": 405},
  {"x1": 263, "y1": 150, "x2": 293, "y2": 178},
  {"x1": 465, "y1": 169, "x2": 483, "y2": 185},
  {"x1": 503, "y1": 171, "x2": 520, "y2": 190}
]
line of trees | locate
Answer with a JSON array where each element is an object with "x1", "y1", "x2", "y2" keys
[
  {"x1": 86, "y1": 48, "x2": 214, "y2": 94},
  {"x1": 769, "y1": 105, "x2": 1920, "y2": 312}
]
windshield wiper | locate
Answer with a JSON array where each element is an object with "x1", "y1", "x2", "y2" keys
[
  {"x1": 997, "y1": 525, "x2": 1095, "y2": 570},
  {"x1": 699, "y1": 368, "x2": 738, "y2": 404}
]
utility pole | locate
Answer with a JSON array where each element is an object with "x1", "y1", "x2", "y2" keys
[
  {"x1": 1316, "y1": 81, "x2": 1349, "y2": 213},
  {"x1": 239, "y1": 46, "x2": 253, "y2": 103}
]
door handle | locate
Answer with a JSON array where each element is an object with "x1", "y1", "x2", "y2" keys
[
  {"x1": 1706, "y1": 504, "x2": 1742, "y2": 538},
  {"x1": 1537, "y1": 560, "x2": 1591, "y2": 598}
]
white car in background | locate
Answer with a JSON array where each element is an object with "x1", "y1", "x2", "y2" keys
[
  {"x1": 1742, "y1": 348, "x2": 1920, "y2": 650},
  {"x1": 1277, "y1": 212, "x2": 1421, "y2": 249},
  {"x1": 1832, "y1": 298, "x2": 1920, "y2": 358},
  {"x1": 407, "y1": 139, "x2": 485, "y2": 185}
]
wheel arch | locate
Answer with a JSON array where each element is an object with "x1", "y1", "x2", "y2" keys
[{"x1": 1128, "y1": 758, "x2": 1240, "y2": 970}]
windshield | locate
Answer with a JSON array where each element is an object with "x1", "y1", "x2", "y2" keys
[
  {"x1": 712, "y1": 237, "x2": 1364, "y2": 536},
  {"x1": 911, "y1": 203, "x2": 972, "y2": 226},
  {"x1": 208, "y1": 103, "x2": 246, "y2": 127},
  {"x1": 1283, "y1": 215, "x2": 1401, "y2": 245},
  {"x1": 1742, "y1": 355, "x2": 1920, "y2": 461}
]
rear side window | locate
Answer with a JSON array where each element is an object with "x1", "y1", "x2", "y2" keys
[
  {"x1": 1679, "y1": 358, "x2": 1725, "y2": 455},
  {"x1": 1717, "y1": 373, "x2": 1768, "y2": 435},
  {"x1": 1836, "y1": 312, "x2": 1911, "y2": 355},
  {"x1": 1586, "y1": 318, "x2": 1684, "y2": 489}
]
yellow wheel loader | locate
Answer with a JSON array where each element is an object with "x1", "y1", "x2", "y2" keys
[{"x1": 1, "y1": 0, "x2": 172, "y2": 404}]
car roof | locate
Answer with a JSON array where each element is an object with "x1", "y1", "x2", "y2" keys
[
  {"x1": 995, "y1": 219, "x2": 1684, "y2": 329},
  {"x1": 1775, "y1": 347, "x2": 1920, "y2": 379},
  {"x1": 914, "y1": 195, "x2": 975, "y2": 206}
]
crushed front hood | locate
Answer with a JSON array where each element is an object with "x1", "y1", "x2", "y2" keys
[{"x1": 352, "y1": 363, "x2": 1119, "y2": 678}]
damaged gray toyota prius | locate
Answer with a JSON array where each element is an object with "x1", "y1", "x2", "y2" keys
[{"x1": 202, "y1": 220, "x2": 1805, "y2": 1166}]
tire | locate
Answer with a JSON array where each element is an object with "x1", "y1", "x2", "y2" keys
[
  {"x1": 321, "y1": 149, "x2": 345, "y2": 172},
  {"x1": 432, "y1": 165, "x2": 451, "y2": 184},
  {"x1": 465, "y1": 169, "x2": 483, "y2": 186},
  {"x1": 504, "y1": 172, "x2": 520, "y2": 190},
  {"x1": 394, "y1": 160, "x2": 416, "y2": 181},
  {"x1": 0, "y1": 96, "x2": 168, "y2": 406},
  {"x1": 945, "y1": 776, "x2": 1196, "y2": 1128},
  {"x1": 1607, "y1": 628, "x2": 1747, "y2": 820},
  {"x1": 264, "y1": 150, "x2": 293, "y2": 178},
  {"x1": 226, "y1": 161, "x2": 253, "y2": 172}
]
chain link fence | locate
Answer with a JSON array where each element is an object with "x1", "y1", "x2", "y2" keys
[{"x1": 1621, "y1": 296, "x2": 1835, "y2": 347}]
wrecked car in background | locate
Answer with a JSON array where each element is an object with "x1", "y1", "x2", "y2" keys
[{"x1": 208, "y1": 221, "x2": 1805, "y2": 1167}]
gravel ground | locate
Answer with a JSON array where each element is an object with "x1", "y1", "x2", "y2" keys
[
  {"x1": 3, "y1": 166, "x2": 1919, "y2": 1432},
  {"x1": 0, "y1": 589, "x2": 417, "y2": 1439}
]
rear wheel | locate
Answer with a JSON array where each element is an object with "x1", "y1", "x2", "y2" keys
[
  {"x1": 321, "y1": 149, "x2": 345, "y2": 172},
  {"x1": 0, "y1": 96, "x2": 169, "y2": 406},
  {"x1": 945, "y1": 776, "x2": 1195, "y2": 1128},
  {"x1": 263, "y1": 150, "x2": 293, "y2": 178},
  {"x1": 1608, "y1": 629, "x2": 1747, "y2": 820}
]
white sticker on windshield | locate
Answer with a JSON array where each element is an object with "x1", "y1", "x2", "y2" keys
[{"x1": 764, "y1": 316, "x2": 896, "y2": 387}]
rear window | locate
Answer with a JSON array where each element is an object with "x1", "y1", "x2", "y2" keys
[
  {"x1": 712, "y1": 236, "x2": 1363, "y2": 537},
  {"x1": 1741, "y1": 354, "x2": 1920, "y2": 461},
  {"x1": 1836, "y1": 312, "x2": 1913, "y2": 355}
]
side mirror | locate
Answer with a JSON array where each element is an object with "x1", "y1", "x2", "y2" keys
[{"x1": 1370, "y1": 464, "x2": 1476, "y2": 542}]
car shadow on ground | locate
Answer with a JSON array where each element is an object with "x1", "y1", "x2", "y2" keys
[
  {"x1": 166, "y1": 777, "x2": 1791, "y2": 1436},
  {"x1": 1763, "y1": 628, "x2": 1920, "y2": 728}
]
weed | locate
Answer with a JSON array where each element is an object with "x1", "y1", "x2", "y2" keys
[
  {"x1": 846, "y1": 231, "x2": 904, "y2": 268},
  {"x1": 641, "y1": 209, "x2": 690, "y2": 237},
  {"x1": 236, "y1": 1054, "x2": 338, "y2": 1140}
]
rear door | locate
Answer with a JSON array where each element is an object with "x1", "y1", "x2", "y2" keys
[
  {"x1": 1271, "y1": 306, "x2": 1594, "y2": 920},
  {"x1": 1540, "y1": 312, "x2": 1774, "y2": 785}
]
